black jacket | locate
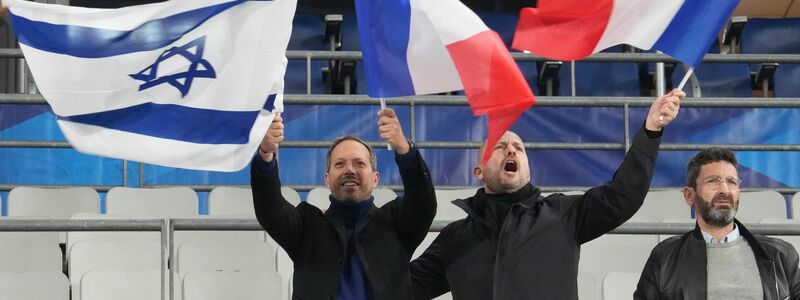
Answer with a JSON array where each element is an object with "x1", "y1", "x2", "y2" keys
[
  {"x1": 251, "y1": 149, "x2": 436, "y2": 300},
  {"x1": 634, "y1": 220, "x2": 800, "y2": 300},
  {"x1": 411, "y1": 128, "x2": 661, "y2": 299}
]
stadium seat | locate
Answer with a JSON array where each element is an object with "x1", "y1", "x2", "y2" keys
[
  {"x1": 602, "y1": 272, "x2": 640, "y2": 300},
  {"x1": 7, "y1": 186, "x2": 99, "y2": 218},
  {"x1": 68, "y1": 241, "x2": 161, "y2": 300},
  {"x1": 578, "y1": 271, "x2": 600, "y2": 300},
  {"x1": 630, "y1": 190, "x2": 691, "y2": 222},
  {"x1": 176, "y1": 240, "x2": 275, "y2": 275},
  {"x1": 793, "y1": 192, "x2": 800, "y2": 220},
  {"x1": 579, "y1": 223, "x2": 658, "y2": 299},
  {"x1": 306, "y1": 187, "x2": 398, "y2": 209},
  {"x1": 669, "y1": 41, "x2": 752, "y2": 98},
  {"x1": 659, "y1": 218, "x2": 695, "y2": 242},
  {"x1": 182, "y1": 270, "x2": 282, "y2": 300},
  {"x1": 558, "y1": 46, "x2": 640, "y2": 96},
  {"x1": 737, "y1": 190, "x2": 788, "y2": 222},
  {"x1": 759, "y1": 218, "x2": 800, "y2": 256},
  {"x1": 208, "y1": 186, "x2": 301, "y2": 216},
  {"x1": 433, "y1": 188, "x2": 477, "y2": 220},
  {"x1": 740, "y1": 18, "x2": 800, "y2": 97},
  {"x1": 80, "y1": 269, "x2": 161, "y2": 300},
  {"x1": 0, "y1": 241, "x2": 62, "y2": 272},
  {"x1": 0, "y1": 271, "x2": 69, "y2": 300},
  {"x1": 106, "y1": 187, "x2": 198, "y2": 218},
  {"x1": 66, "y1": 213, "x2": 161, "y2": 261}
]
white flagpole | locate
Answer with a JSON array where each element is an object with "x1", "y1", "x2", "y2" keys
[
  {"x1": 659, "y1": 67, "x2": 693, "y2": 121},
  {"x1": 380, "y1": 97, "x2": 392, "y2": 150}
]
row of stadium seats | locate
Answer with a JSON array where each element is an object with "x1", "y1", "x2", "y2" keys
[
  {"x1": 286, "y1": 13, "x2": 800, "y2": 97},
  {"x1": 2, "y1": 186, "x2": 799, "y2": 221},
  {"x1": 5, "y1": 215, "x2": 800, "y2": 300}
]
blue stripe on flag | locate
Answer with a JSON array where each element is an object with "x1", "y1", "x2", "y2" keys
[
  {"x1": 354, "y1": 0, "x2": 415, "y2": 97},
  {"x1": 9, "y1": 0, "x2": 269, "y2": 58},
  {"x1": 652, "y1": 0, "x2": 739, "y2": 67},
  {"x1": 57, "y1": 99, "x2": 274, "y2": 144}
]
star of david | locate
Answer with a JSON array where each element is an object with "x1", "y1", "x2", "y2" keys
[{"x1": 130, "y1": 36, "x2": 217, "y2": 97}]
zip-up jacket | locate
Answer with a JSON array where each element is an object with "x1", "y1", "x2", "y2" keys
[
  {"x1": 634, "y1": 220, "x2": 800, "y2": 300},
  {"x1": 411, "y1": 127, "x2": 661, "y2": 299}
]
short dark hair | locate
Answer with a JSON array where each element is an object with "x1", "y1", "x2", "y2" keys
[
  {"x1": 326, "y1": 136, "x2": 377, "y2": 172},
  {"x1": 686, "y1": 147, "x2": 738, "y2": 188}
]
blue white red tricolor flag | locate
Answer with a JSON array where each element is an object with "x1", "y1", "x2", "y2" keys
[
  {"x1": 354, "y1": 0, "x2": 536, "y2": 164},
  {"x1": 6, "y1": 0, "x2": 296, "y2": 171},
  {"x1": 513, "y1": 0, "x2": 740, "y2": 68}
]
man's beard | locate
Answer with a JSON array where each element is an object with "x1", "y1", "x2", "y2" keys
[{"x1": 695, "y1": 194, "x2": 737, "y2": 227}]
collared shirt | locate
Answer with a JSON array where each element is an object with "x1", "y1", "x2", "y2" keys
[{"x1": 701, "y1": 224, "x2": 740, "y2": 244}]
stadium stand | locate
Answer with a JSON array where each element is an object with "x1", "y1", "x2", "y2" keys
[
  {"x1": 631, "y1": 190, "x2": 690, "y2": 221},
  {"x1": 7, "y1": 186, "x2": 99, "y2": 218},
  {"x1": 794, "y1": 192, "x2": 800, "y2": 220},
  {"x1": 0, "y1": 239, "x2": 62, "y2": 272},
  {"x1": 672, "y1": 42, "x2": 753, "y2": 97},
  {"x1": 740, "y1": 18, "x2": 800, "y2": 97},
  {"x1": 286, "y1": 14, "x2": 326, "y2": 94},
  {"x1": 208, "y1": 186, "x2": 301, "y2": 215},
  {"x1": 0, "y1": 271, "x2": 70, "y2": 300},
  {"x1": 578, "y1": 271, "x2": 600, "y2": 300},
  {"x1": 737, "y1": 190, "x2": 788, "y2": 221},
  {"x1": 68, "y1": 241, "x2": 161, "y2": 300},
  {"x1": 558, "y1": 46, "x2": 640, "y2": 96}
]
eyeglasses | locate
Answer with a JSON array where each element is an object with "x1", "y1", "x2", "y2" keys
[{"x1": 701, "y1": 176, "x2": 742, "y2": 190}]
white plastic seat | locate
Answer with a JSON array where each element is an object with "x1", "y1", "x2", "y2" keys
[
  {"x1": 0, "y1": 216, "x2": 60, "y2": 246},
  {"x1": 630, "y1": 190, "x2": 690, "y2": 221},
  {"x1": 306, "y1": 187, "x2": 397, "y2": 209},
  {"x1": 80, "y1": 269, "x2": 161, "y2": 300},
  {"x1": 579, "y1": 271, "x2": 600, "y2": 300},
  {"x1": 793, "y1": 192, "x2": 800, "y2": 220},
  {"x1": 737, "y1": 191, "x2": 788, "y2": 222},
  {"x1": 7, "y1": 186, "x2": 99, "y2": 218},
  {"x1": 760, "y1": 218, "x2": 800, "y2": 256},
  {"x1": 434, "y1": 188, "x2": 477, "y2": 220},
  {"x1": 182, "y1": 270, "x2": 282, "y2": 300},
  {"x1": 68, "y1": 241, "x2": 161, "y2": 300},
  {"x1": 602, "y1": 272, "x2": 640, "y2": 300},
  {"x1": 0, "y1": 271, "x2": 69, "y2": 300},
  {"x1": 659, "y1": 218, "x2": 695, "y2": 242},
  {"x1": 106, "y1": 187, "x2": 198, "y2": 218},
  {"x1": 579, "y1": 222, "x2": 658, "y2": 299},
  {"x1": 209, "y1": 186, "x2": 301, "y2": 216},
  {"x1": 67, "y1": 213, "x2": 161, "y2": 261},
  {"x1": 0, "y1": 242, "x2": 62, "y2": 272},
  {"x1": 176, "y1": 240, "x2": 275, "y2": 275}
]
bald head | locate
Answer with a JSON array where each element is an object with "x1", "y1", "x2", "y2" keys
[{"x1": 473, "y1": 131, "x2": 531, "y2": 194}]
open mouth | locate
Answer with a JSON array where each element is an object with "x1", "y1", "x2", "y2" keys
[
  {"x1": 342, "y1": 180, "x2": 360, "y2": 187},
  {"x1": 504, "y1": 160, "x2": 518, "y2": 172}
]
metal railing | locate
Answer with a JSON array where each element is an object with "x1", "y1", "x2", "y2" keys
[
  {"x1": 2, "y1": 218, "x2": 800, "y2": 299},
  {"x1": 1, "y1": 49, "x2": 799, "y2": 193}
]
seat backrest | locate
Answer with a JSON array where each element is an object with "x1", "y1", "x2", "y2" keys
[
  {"x1": 559, "y1": 61, "x2": 640, "y2": 96},
  {"x1": 68, "y1": 241, "x2": 161, "y2": 300},
  {"x1": 209, "y1": 186, "x2": 300, "y2": 216},
  {"x1": 793, "y1": 192, "x2": 800, "y2": 220},
  {"x1": 737, "y1": 191, "x2": 787, "y2": 222},
  {"x1": 579, "y1": 226, "x2": 658, "y2": 298},
  {"x1": 631, "y1": 190, "x2": 690, "y2": 222},
  {"x1": 602, "y1": 272, "x2": 641, "y2": 300},
  {"x1": 433, "y1": 188, "x2": 477, "y2": 220},
  {"x1": 306, "y1": 187, "x2": 396, "y2": 209},
  {"x1": 741, "y1": 18, "x2": 800, "y2": 55},
  {"x1": 673, "y1": 63, "x2": 752, "y2": 97},
  {"x1": 80, "y1": 269, "x2": 161, "y2": 300},
  {"x1": 106, "y1": 187, "x2": 198, "y2": 218},
  {"x1": 341, "y1": 14, "x2": 360, "y2": 51},
  {"x1": 7, "y1": 186, "x2": 99, "y2": 218},
  {"x1": 176, "y1": 240, "x2": 275, "y2": 275},
  {"x1": 0, "y1": 242, "x2": 62, "y2": 272},
  {"x1": 182, "y1": 270, "x2": 283, "y2": 300},
  {"x1": 578, "y1": 271, "x2": 600, "y2": 300},
  {"x1": 288, "y1": 14, "x2": 324, "y2": 51},
  {"x1": 66, "y1": 213, "x2": 161, "y2": 261},
  {"x1": 0, "y1": 271, "x2": 69, "y2": 300}
]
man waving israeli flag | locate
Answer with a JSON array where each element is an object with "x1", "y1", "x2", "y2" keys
[{"x1": 6, "y1": 0, "x2": 296, "y2": 171}]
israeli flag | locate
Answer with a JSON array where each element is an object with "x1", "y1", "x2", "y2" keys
[{"x1": 7, "y1": 0, "x2": 296, "y2": 171}]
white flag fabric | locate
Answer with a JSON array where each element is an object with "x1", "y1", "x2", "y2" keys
[{"x1": 6, "y1": 0, "x2": 296, "y2": 171}]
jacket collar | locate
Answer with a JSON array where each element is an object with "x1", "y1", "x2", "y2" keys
[
  {"x1": 453, "y1": 184, "x2": 541, "y2": 228},
  {"x1": 689, "y1": 219, "x2": 770, "y2": 259}
]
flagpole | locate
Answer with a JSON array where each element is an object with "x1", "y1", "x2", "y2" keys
[
  {"x1": 659, "y1": 67, "x2": 693, "y2": 122},
  {"x1": 380, "y1": 97, "x2": 392, "y2": 150}
]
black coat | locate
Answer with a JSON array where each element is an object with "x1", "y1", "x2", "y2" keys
[
  {"x1": 251, "y1": 150, "x2": 436, "y2": 300},
  {"x1": 634, "y1": 220, "x2": 800, "y2": 300},
  {"x1": 411, "y1": 128, "x2": 661, "y2": 299}
]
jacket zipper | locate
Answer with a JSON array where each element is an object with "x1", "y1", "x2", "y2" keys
[{"x1": 492, "y1": 203, "x2": 521, "y2": 298}]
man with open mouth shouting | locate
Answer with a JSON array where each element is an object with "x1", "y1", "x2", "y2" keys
[
  {"x1": 411, "y1": 89, "x2": 685, "y2": 299},
  {"x1": 251, "y1": 108, "x2": 436, "y2": 300}
]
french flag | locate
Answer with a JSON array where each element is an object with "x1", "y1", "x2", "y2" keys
[
  {"x1": 354, "y1": 0, "x2": 536, "y2": 163},
  {"x1": 513, "y1": 0, "x2": 740, "y2": 67}
]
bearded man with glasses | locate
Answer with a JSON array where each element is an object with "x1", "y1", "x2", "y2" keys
[{"x1": 635, "y1": 147, "x2": 800, "y2": 300}]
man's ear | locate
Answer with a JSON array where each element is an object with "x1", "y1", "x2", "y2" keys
[
  {"x1": 372, "y1": 171, "x2": 379, "y2": 188},
  {"x1": 473, "y1": 166, "x2": 483, "y2": 181},
  {"x1": 324, "y1": 172, "x2": 330, "y2": 187},
  {"x1": 684, "y1": 186, "x2": 695, "y2": 207}
]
